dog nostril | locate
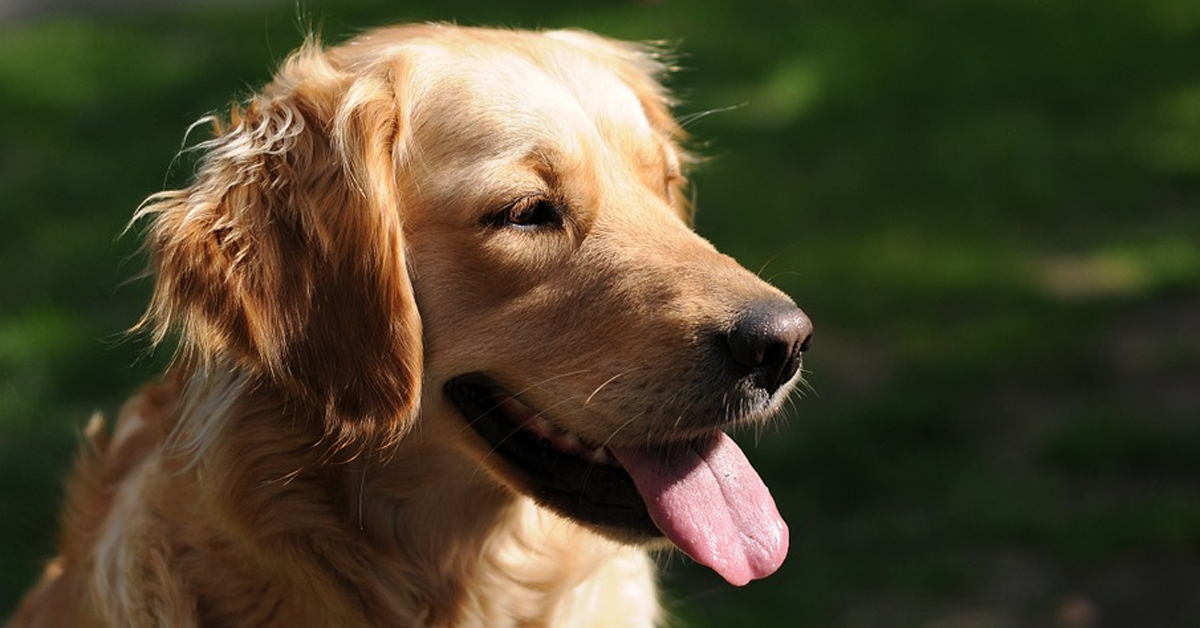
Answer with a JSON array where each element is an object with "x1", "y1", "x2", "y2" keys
[
  {"x1": 725, "y1": 302, "x2": 813, "y2": 393},
  {"x1": 799, "y1": 332, "x2": 813, "y2": 353}
]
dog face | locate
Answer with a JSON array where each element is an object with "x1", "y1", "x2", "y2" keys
[
  {"x1": 396, "y1": 31, "x2": 796, "y2": 431},
  {"x1": 142, "y1": 25, "x2": 811, "y2": 586}
]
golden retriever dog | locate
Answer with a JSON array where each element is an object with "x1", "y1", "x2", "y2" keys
[{"x1": 10, "y1": 24, "x2": 812, "y2": 628}]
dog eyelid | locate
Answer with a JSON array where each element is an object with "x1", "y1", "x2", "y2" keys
[{"x1": 491, "y1": 196, "x2": 564, "y2": 231}]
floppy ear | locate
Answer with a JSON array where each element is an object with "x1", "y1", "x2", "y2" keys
[{"x1": 136, "y1": 43, "x2": 421, "y2": 448}]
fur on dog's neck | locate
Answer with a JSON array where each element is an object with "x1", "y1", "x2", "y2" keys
[{"x1": 83, "y1": 362, "x2": 659, "y2": 628}]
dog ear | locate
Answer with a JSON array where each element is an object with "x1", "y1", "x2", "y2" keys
[{"x1": 135, "y1": 43, "x2": 421, "y2": 449}]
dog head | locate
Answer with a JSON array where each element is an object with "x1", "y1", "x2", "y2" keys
[{"x1": 139, "y1": 25, "x2": 812, "y2": 586}]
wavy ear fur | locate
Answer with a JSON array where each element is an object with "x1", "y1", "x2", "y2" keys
[{"x1": 135, "y1": 41, "x2": 420, "y2": 449}]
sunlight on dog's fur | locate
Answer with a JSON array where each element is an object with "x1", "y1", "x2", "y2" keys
[{"x1": 10, "y1": 24, "x2": 813, "y2": 628}]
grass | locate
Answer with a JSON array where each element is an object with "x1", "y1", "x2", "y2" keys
[{"x1": 3, "y1": 0, "x2": 1200, "y2": 625}]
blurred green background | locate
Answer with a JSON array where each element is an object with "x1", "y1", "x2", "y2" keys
[{"x1": 3, "y1": 0, "x2": 1199, "y2": 626}]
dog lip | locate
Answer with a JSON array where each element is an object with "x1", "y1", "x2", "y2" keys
[
  {"x1": 444, "y1": 374, "x2": 662, "y2": 539},
  {"x1": 491, "y1": 393, "x2": 618, "y2": 466}
]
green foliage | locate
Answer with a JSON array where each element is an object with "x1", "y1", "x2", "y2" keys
[{"x1": 3, "y1": 0, "x2": 1199, "y2": 625}]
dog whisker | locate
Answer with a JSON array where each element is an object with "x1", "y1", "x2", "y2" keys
[
  {"x1": 598, "y1": 411, "x2": 649, "y2": 452},
  {"x1": 676, "y1": 103, "x2": 747, "y2": 129},
  {"x1": 451, "y1": 370, "x2": 593, "y2": 439},
  {"x1": 583, "y1": 371, "x2": 632, "y2": 408},
  {"x1": 576, "y1": 410, "x2": 648, "y2": 501},
  {"x1": 764, "y1": 269, "x2": 805, "y2": 284}
]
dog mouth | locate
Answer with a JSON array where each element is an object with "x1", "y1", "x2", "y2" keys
[
  {"x1": 444, "y1": 374, "x2": 661, "y2": 538},
  {"x1": 444, "y1": 373, "x2": 790, "y2": 586}
]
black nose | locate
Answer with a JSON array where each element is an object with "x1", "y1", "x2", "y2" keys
[{"x1": 724, "y1": 301, "x2": 813, "y2": 394}]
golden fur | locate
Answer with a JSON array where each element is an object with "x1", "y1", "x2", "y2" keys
[{"x1": 10, "y1": 24, "x2": 810, "y2": 628}]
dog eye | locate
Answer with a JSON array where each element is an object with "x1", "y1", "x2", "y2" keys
[{"x1": 496, "y1": 197, "x2": 562, "y2": 230}]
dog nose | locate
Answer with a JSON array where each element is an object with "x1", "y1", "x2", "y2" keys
[{"x1": 724, "y1": 301, "x2": 813, "y2": 394}]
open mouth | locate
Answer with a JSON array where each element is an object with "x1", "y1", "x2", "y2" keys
[
  {"x1": 445, "y1": 372, "x2": 792, "y2": 587},
  {"x1": 444, "y1": 374, "x2": 661, "y2": 539}
]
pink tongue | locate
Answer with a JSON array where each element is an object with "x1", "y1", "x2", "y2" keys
[{"x1": 609, "y1": 433, "x2": 788, "y2": 586}]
